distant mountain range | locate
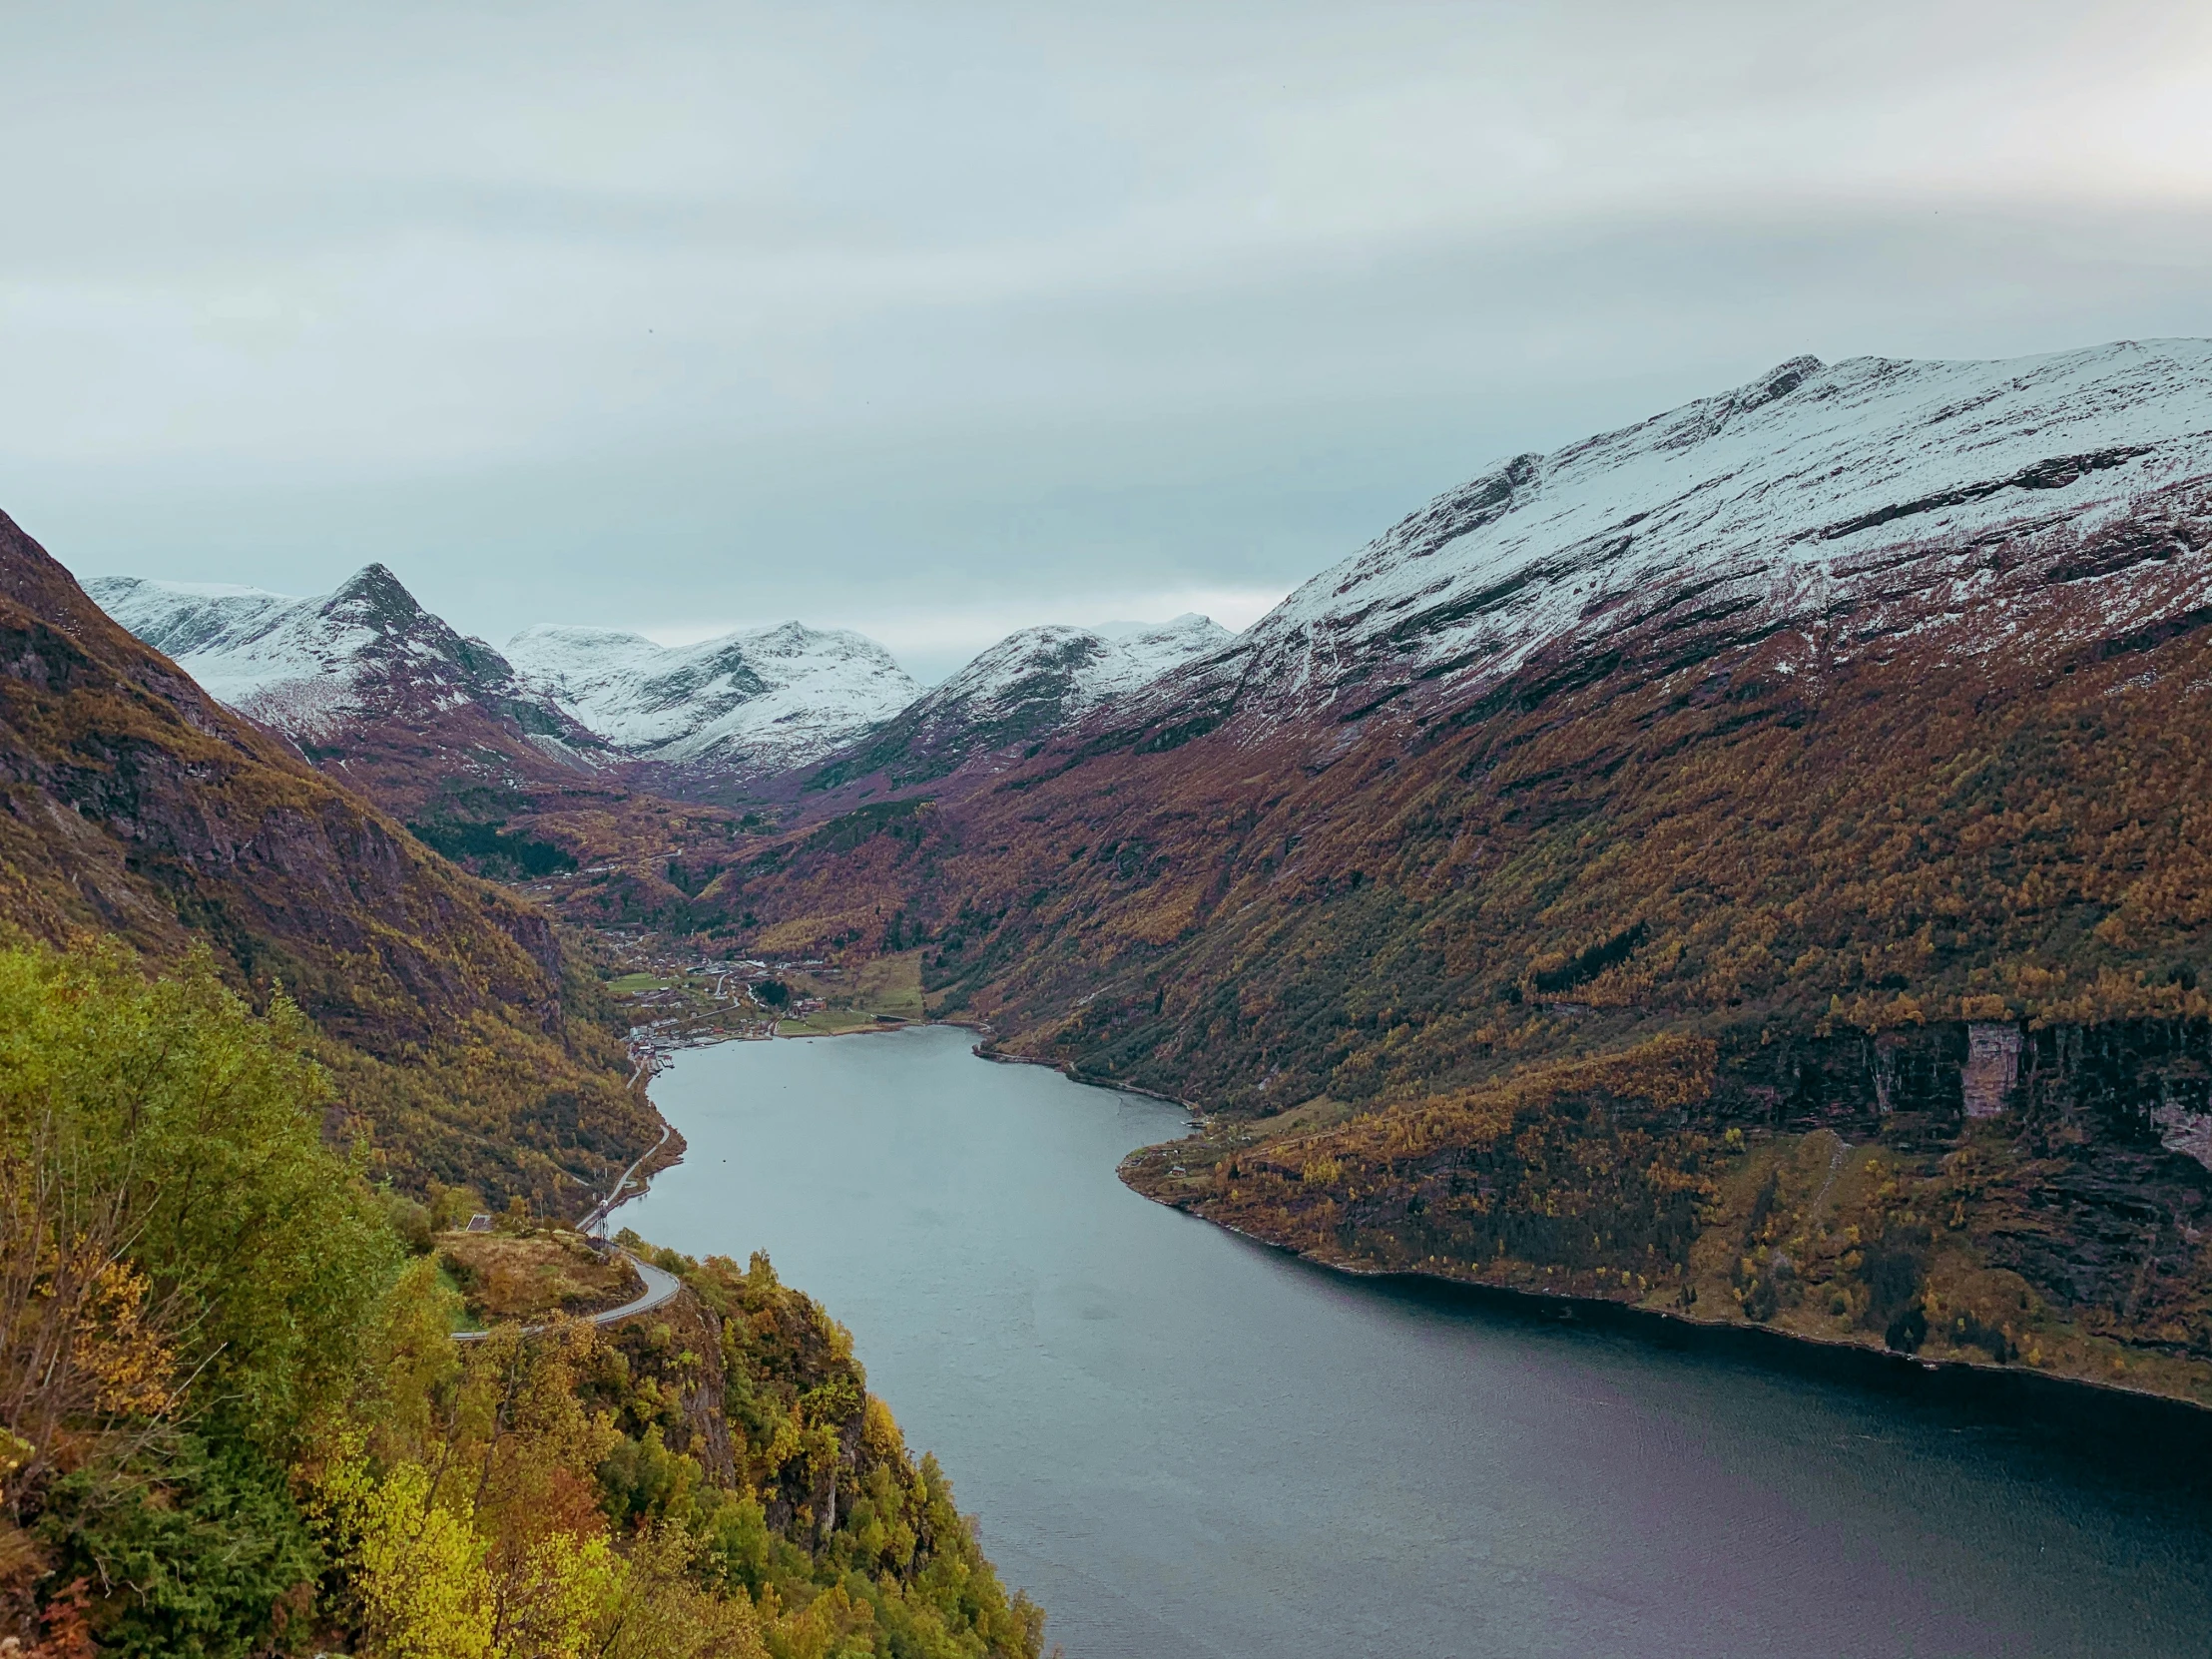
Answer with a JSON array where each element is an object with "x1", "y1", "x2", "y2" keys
[
  {"x1": 503, "y1": 621, "x2": 918, "y2": 778},
  {"x1": 806, "y1": 615, "x2": 1233, "y2": 793},
  {"x1": 86, "y1": 569, "x2": 1235, "y2": 812}
]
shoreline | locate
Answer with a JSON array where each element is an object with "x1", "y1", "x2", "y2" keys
[
  {"x1": 970, "y1": 1038, "x2": 1205, "y2": 1114},
  {"x1": 1126, "y1": 1165, "x2": 2212, "y2": 1428},
  {"x1": 617, "y1": 1019, "x2": 2212, "y2": 1434},
  {"x1": 601, "y1": 1016, "x2": 957, "y2": 1230}
]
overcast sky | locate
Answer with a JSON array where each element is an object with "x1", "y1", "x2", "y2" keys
[{"x1": 6, "y1": 2, "x2": 2211, "y2": 680}]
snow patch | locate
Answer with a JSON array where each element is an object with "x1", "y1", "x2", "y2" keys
[
  {"x1": 919, "y1": 614, "x2": 1233, "y2": 726},
  {"x1": 87, "y1": 566, "x2": 557, "y2": 749}
]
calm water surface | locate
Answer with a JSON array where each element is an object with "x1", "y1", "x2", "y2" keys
[{"x1": 622, "y1": 1025, "x2": 2212, "y2": 1659}]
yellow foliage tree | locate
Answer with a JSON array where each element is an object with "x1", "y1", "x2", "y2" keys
[{"x1": 354, "y1": 1460, "x2": 495, "y2": 1659}]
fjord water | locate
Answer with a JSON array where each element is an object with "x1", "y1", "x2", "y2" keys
[{"x1": 622, "y1": 1025, "x2": 2212, "y2": 1659}]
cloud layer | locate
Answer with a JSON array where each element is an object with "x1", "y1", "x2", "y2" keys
[{"x1": 5, "y1": 1, "x2": 2210, "y2": 679}]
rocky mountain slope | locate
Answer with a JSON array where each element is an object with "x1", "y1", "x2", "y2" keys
[
  {"x1": 87, "y1": 566, "x2": 611, "y2": 816},
  {"x1": 3, "y1": 509, "x2": 660, "y2": 1205},
  {"x1": 1118, "y1": 338, "x2": 2212, "y2": 731},
  {"x1": 86, "y1": 569, "x2": 932, "y2": 809},
  {"x1": 84, "y1": 570, "x2": 898, "y2": 882},
  {"x1": 684, "y1": 339, "x2": 2212, "y2": 1404},
  {"x1": 807, "y1": 613, "x2": 1232, "y2": 794},
  {"x1": 505, "y1": 620, "x2": 919, "y2": 784}
]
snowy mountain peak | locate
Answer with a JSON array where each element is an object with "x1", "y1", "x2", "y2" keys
[
  {"x1": 1233, "y1": 336, "x2": 2212, "y2": 712},
  {"x1": 86, "y1": 566, "x2": 555, "y2": 746},
  {"x1": 929, "y1": 625, "x2": 1104, "y2": 702},
  {"x1": 87, "y1": 577, "x2": 297, "y2": 665},
  {"x1": 503, "y1": 620, "x2": 918, "y2": 775},
  {"x1": 807, "y1": 612, "x2": 1235, "y2": 792},
  {"x1": 1738, "y1": 354, "x2": 1824, "y2": 410},
  {"x1": 927, "y1": 616, "x2": 1233, "y2": 716},
  {"x1": 325, "y1": 561, "x2": 423, "y2": 621}
]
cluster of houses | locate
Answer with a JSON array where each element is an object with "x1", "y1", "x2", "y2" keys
[{"x1": 598, "y1": 932, "x2": 835, "y2": 1063}]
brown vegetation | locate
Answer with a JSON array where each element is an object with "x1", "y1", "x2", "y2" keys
[{"x1": 437, "y1": 1231, "x2": 644, "y2": 1324}]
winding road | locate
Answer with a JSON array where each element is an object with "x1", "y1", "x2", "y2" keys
[
  {"x1": 453, "y1": 1120, "x2": 684, "y2": 1343},
  {"x1": 452, "y1": 1251, "x2": 683, "y2": 1344},
  {"x1": 577, "y1": 1121, "x2": 675, "y2": 1238}
]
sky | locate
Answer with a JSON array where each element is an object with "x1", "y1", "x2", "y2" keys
[{"x1": 4, "y1": 2, "x2": 2211, "y2": 682}]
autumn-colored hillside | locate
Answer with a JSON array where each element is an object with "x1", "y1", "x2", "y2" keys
[
  {"x1": 0, "y1": 507, "x2": 659, "y2": 1207},
  {"x1": 657, "y1": 473, "x2": 2212, "y2": 1401}
]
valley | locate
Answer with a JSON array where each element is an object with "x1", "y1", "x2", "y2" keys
[
  {"x1": 24, "y1": 11, "x2": 2212, "y2": 1653},
  {"x1": 588, "y1": 933, "x2": 926, "y2": 1052},
  {"x1": 296, "y1": 338, "x2": 2212, "y2": 1417},
  {"x1": 67, "y1": 342, "x2": 2212, "y2": 1419},
  {"x1": 21, "y1": 333, "x2": 2212, "y2": 1654}
]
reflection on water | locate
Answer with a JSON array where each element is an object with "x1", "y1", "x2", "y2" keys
[{"x1": 622, "y1": 1025, "x2": 2212, "y2": 1659}]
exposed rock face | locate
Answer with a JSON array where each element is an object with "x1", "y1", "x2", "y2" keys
[
  {"x1": 2, "y1": 509, "x2": 658, "y2": 1205},
  {"x1": 1122, "y1": 1015, "x2": 2212, "y2": 1384},
  {"x1": 503, "y1": 621, "x2": 920, "y2": 785},
  {"x1": 87, "y1": 566, "x2": 610, "y2": 815},
  {"x1": 806, "y1": 614, "x2": 1233, "y2": 793},
  {"x1": 1963, "y1": 1022, "x2": 2023, "y2": 1119}
]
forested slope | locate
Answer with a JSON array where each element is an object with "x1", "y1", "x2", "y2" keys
[
  {"x1": 0, "y1": 507, "x2": 659, "y2": 1207},
  {"x1": 0, "y1": 942, "x2": 1041, "y2": 1658}
]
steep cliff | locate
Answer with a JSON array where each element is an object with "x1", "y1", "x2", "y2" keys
[{"x1": 0, "y1": 508, "x2": 659, "y2": 1206}]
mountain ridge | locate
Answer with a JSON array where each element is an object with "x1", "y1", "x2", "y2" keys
[
  {"x1": 87, "y1": 564, "x2": 613, "y2": 815},
  {"x1": 87, "y1": 560, "x2": 1250, "y2": 838},
  {"x1": 1102, "y1": 337, "x2": 2212, "y2": 737},
  {"x1": 504, "y1": 617, "x2": 921, "y2": 781},
  {"x1": 803, "y1": 613, "x2": 1233, "y2": 795}
]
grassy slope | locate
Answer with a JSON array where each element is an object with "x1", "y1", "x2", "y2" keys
[
  {"x1": 773, "y1": 950, "x2": 926, "y2": 1035},
  {"x1": 436, "y1": 1228, "x2": 644, "y2": 1322}
]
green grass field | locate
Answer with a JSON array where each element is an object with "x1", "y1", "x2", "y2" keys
[
  {"x1": 436, "y1": 1260, "x2": 487, "y2": 1332},
  {"x1": 774, "y1": 950, "x2": 925, "y2": 1036}
]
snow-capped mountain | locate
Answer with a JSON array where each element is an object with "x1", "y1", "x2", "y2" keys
[
  {"x1": 928, "y1": 616, "x2": 1233, "y2": 724},
  {"x1": 808, "y1": 614, "x2": 1233, "y2": 791},
  {"x1": 91, "y1": 565, "x2": 924, "y2": 796},
  {"x1": 1084, "y1": 614, "x2": 1240, "y2": 699},
  {"x1": 1158, "y1": 339, "x2": 2212, "y2": 725},
  {"x1": 87, "y1": 565, "x2": 598, "y2": 782},
  {"x1": 504, "y1": 621, "x2": 920, "y2": 776}
]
